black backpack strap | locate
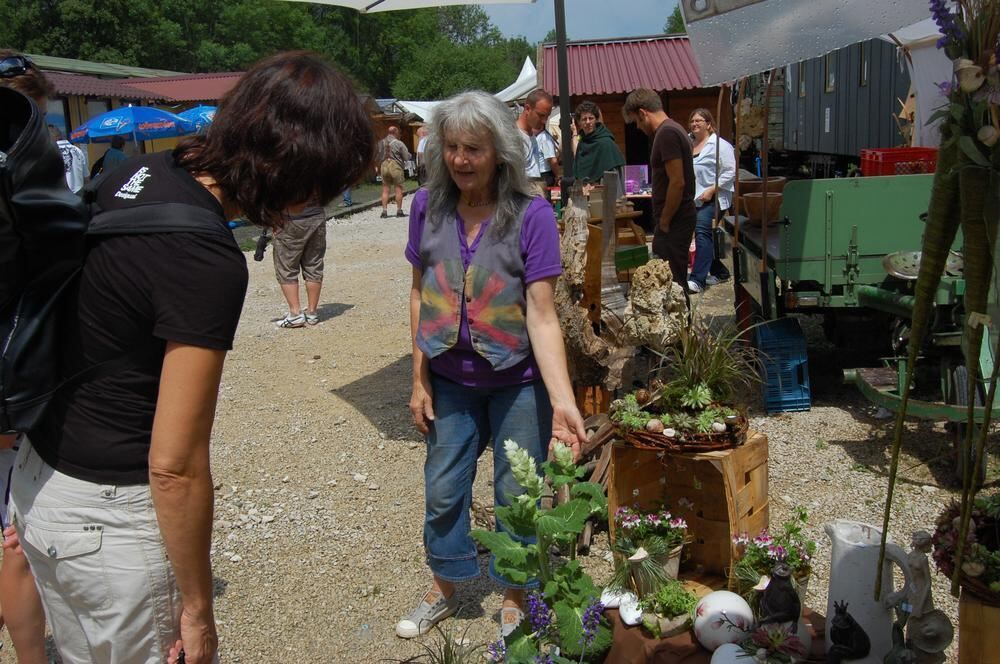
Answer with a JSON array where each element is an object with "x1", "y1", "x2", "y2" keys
[{"x1": 87, "y1": 202, "x2": 231, "y2": 239}]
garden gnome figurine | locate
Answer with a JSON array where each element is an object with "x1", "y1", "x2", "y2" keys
[
  {"x1": 901, "y1": 531, "x2": 953, "y2": 664},
  {"x1": 759, "y1": 562, "x2": 802, "y2": 629}
]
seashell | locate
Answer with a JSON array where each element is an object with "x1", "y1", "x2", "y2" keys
[
  {"x1": 978, "y1": 125, "x2": 999, "y2": 147},
  {"x1": 711, "y1": 422, "x2": 727, "y2": 433},
  {"x1": 955, "y1": 59, "x2": 985, "y2": 92},
  {"x1": 663, "y1": 428, "x2": 676, "y2": 438},
  {"x1": 634, "y1": 388, "x2": 651, "y2": 405},
  {"x1": 646, "y1": 419, "x2": 665, "y2": 434}
]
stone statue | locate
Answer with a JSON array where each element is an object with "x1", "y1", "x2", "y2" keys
[{"x1": 899, "y1": 531, "x2": 953, "y2": 664}]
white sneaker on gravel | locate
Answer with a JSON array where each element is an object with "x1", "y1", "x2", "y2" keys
[
  {"x1": 687, "y1": 280, "x2": 703, "y2": 293},
  {"x1": 396, "y1": 590, "x2": 459, "y2": 638},
  {"x1": 706, "y1": 275, "x2": 730, "y2": 286},
  {"x1": 277, "y1": 312, "x2": 305, "y2": 328}
]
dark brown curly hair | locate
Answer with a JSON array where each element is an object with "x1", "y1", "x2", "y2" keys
[
  {"x1": 0, "y1": 50, "x2": 54, "y2": 105},
  {"x1": 174, "y1": 51, "x2": 374, "y2": 229}
]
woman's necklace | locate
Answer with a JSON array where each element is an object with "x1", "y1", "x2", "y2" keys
[{"x1": 463, "y1": 198, "x2": 495, "y2": 208}]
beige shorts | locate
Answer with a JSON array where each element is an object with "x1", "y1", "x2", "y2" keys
[
  {"x1": 273, "y1": 214, "x2": 327, "y2": 283},
  {"x1": 10, "y1": 440, "x2": 191, "y2": 663},
  {"x1": 381, "y1": 160, "x2": 405, "y2": 187}
]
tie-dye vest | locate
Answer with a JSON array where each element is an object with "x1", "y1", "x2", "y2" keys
[{"x1": 415, "y1": 203, "x2": 530, "y2": 371}]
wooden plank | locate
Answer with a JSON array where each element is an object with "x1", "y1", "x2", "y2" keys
[
  {"x1": 581, "y1": 223, "x2": 603, "y2": 325},
  {"x1": 959, "y1": 589, "x2": 1000, "y2": 663}
]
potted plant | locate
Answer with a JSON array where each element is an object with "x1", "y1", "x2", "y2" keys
[
  {"x1": 471, "y1": 440, "x2": 611, "y2": 663},
  {"x1": 608, "y1": 505, "x2": 688, "y2": 596},
  {"x1": 731, "y1": 507, "x2": 817, "y2": 607},
  {"x1": 610, "y1": 317, "x2": 759, "y2": 451},
  {"x1": 932, "y1": 490, "x2": 1000, "y2": 602},
  {"x1": 638, "y1": 578, "x2": 698, "y2": 639}
]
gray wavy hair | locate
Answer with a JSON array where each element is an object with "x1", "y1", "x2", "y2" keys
[{"x1": 423, "y1": 90, "x2": 533, "y2": 238}]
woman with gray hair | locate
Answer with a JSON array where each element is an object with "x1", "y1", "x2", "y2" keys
[{"x1": 399, "y1": 90, "x2": 587, "y2": 639}]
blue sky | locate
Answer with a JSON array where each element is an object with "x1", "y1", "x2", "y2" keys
[{"x1": 484, "y1": 0, "x2": 677, "y2": 43}]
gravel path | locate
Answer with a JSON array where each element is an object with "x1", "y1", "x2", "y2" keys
[{"x1": 3, "y1": 206, "x2": 980, "y2": 661}]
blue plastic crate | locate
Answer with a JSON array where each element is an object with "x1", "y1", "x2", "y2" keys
[{"x1": 754, "y1": 319, "x2": 811, "y2": 413}]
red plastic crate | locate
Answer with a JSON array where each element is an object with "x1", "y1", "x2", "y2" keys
[{"x1": 860, "y1": 147, "x2": 938, "y2": 176}]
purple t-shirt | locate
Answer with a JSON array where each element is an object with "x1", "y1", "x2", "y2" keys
[{"x1": 405, "y1": 189, "x2": 562, "y2": 388}]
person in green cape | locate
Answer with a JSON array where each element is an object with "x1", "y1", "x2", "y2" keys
[{"x1": 572, "y1": 100, "x2": 625, "y2": 186}]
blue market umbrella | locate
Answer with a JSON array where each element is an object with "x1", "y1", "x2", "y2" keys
[
  {"x1": 69, "y1": 105, "x2": 196, "y2": 144},
  {"x1": 178, "y1": 105, "x2": 217, "y2": 132}
]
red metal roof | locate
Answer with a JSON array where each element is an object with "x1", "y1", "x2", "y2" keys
[
  {"x1": 120, "y1": 72, "x2": 244, "y2": 103},
  {"x1": 542, "y1": 36, "x2": 704, "y2": 96},
  {"x1": 45, "y1": 71, "x2": 164, "y2": 101}
]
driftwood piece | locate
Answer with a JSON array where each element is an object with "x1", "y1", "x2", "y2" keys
[
  {"x1": 590, "y1": 443, "x2": 614, "y2": 488},
  {"x1": 581, "y1": 420, "x2": 616, "y2": 459},
  {"x1": 620, "y1": 259, "x2": 688, "y2": 354}
]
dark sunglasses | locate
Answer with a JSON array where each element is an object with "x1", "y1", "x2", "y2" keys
[{"x1": 0, "y1": 56, "x2": 34, "y2": 78}]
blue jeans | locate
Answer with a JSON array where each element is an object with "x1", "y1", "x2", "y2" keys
[
  {"x1": 424, "y1": 373, "x2": 552, "y2": 588},
  {"x1": 689, "y1": 202, "x2": 731, "y2": 288}
]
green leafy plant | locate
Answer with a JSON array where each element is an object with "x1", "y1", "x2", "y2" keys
[
  {"x1": 639, "y1": 579, "x2": 698, "y2": 619},
  {"x1": 680, "y1": 383, "x2": 714, "y2": 410},
  {"x1": 731, "y1": 507, "x2": 817, "y2": 602},
  {"x1": 932, "y1": 491, "x2": 1000, "y2": 595},
  {"x1": 471, "y1": 440, "x2": 611, "y2": 662},
  {"x1": 609, "y1": 393, "x2": 653, "y2": 431},
  {"x1": 392, "y1": 622, "x2": 485, "y2": 663}
]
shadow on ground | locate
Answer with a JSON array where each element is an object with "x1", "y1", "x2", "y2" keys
[
  {"x1": 330, "y1": 355, "x2": 412, "y2": 437},
  {"x1": 314, "y1": 302, "x2": 353, "y2": 322}
]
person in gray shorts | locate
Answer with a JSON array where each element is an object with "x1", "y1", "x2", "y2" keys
[{"x1": 274, "y1": 202, "x2": 327, "y2": 328}]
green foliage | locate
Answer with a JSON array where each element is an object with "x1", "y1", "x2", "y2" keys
[
  {"x1": 471, "y1": 441, "x2": 609, "y2": 662},
  {"x1": 664, "y1": 4, "x2": 687, "y2": 34},
  {"x1": 639, "y1": 579, "x2": 697, "y2": 618},
  {"x1": 609, "y1": 394, "x2": 653, "y2": 431},
  {"x1": 732, "y1": 506, "x2": 818, "y2": 601},
  {"x1": 2, "y1": 1, "x2": 538, "y2": 97},
  {"x1": 679, "y1": 383, "x2": 714, "y2": 410},
  {"x1": 394, "y1": 622, "x2": 485, "y2": 663}
]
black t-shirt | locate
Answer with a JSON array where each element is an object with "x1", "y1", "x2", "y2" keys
[
  {"x1": 31, "y1": 151, "x2": 249, "y2": 485},
  {"x1": 650, "y1": 117, "x2": 697, "y2": 228}
]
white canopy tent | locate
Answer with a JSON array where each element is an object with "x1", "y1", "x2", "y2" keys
[{"x1": 495, "y1": 57, "x2": 538, "y2": 103}]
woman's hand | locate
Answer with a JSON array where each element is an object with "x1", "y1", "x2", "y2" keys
[
  {"x1": 551, "y1": 400, "x2": 588, "y2": 462},
  {"x1": 2, "y1": 525, "x2": 23, "y2": 555},
  {"x1": 410, "y1": 375, "x2": 435, "y2": 435},
  {"x1": 167, "y1": 606, "x2": 218, "y2": 664}
]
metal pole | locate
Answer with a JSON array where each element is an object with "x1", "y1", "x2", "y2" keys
[{"x1": 554, "y1": 0, "x2": 573, "y2": 206}]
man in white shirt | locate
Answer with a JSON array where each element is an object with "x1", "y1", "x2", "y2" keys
[
  {"x1": 415, "y1": 126, "x2": 429, "y2": 186},
  {"x1": 515, "y1": 89, "x2": 553, "y2": 198},
  {"x1": 48, "y1": 125, "x2": 87, "y2": 193},
  {"x1": 535, "y1": 128, "x2": 559, "y2": 189}
]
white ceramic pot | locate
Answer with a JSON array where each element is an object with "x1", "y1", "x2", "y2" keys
[
  {"x1": 656, "y1": 544, "x2": 683, "y2": 580},
  {"x1": 693, "y1": 590, "x2": 754, "y2": 652}
]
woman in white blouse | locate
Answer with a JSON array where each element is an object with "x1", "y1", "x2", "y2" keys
[{"x1": 687, "y1": 108, "x2": 736, "y2": 293}]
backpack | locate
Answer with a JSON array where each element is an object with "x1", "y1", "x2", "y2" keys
[{"x1": 1, "y1": 90, "x2": 229, "y2": 434}]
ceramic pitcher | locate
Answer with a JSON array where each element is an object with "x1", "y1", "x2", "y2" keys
[{"x1": 824, "y1": 520, "x2": 912, "y2": 664}]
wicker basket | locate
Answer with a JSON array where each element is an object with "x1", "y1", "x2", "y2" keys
[{"x1": 619, "y1": 413, "x2": 749, "y2": 453}]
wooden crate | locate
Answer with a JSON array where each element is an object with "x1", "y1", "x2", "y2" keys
[
  {"x1": 608, "y1": 432, "x2": 769, "y2": 575},
  {"x1": 959, "y1": 589, "x2": 1000, "y2": 663}
]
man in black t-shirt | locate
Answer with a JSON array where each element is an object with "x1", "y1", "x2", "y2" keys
[{"x1": 623, "y1": 88, "x2": 697, "y2": 289}]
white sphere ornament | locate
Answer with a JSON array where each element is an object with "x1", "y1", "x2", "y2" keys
[
  {"x1": 710, "y1": 643, "x2": 748, "y2": 664},
  {"x1": 693, "y1": 591, "x2": 754, "y2": 652}
]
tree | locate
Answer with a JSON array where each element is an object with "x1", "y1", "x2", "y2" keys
[
  {"x1": 542, "y1": 28, "x2": 558, "y2": 43},
  {"x1": 665, "y1": 4, "x2": 687, "y2": 34}
]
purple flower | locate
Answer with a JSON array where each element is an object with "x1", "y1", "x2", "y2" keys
[
  {"x1": 486, "y1": 639, "x2": 506, "y2": 661},
  {"x1": 936, "y1": 80, "x2": 956, "y2": 97},
  {"x1": 579, "y1": 597, "x2": 605, "y2": 647},
  {"x1": 526, "y1": 592, "x2": 553, "y2": 636},
  {"x1": 533, "y1": 656, "x2": 554, "y2": 664},
  {"x1": 929, "y1": 0, "x2": 964, "y2": 50}
]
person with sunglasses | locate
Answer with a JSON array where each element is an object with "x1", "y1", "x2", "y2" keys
[{"x1": 0, "y1": 48, "x2": 58, "y2": 664}]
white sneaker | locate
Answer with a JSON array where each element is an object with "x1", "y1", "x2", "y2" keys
[
  {"x1": 706, "y1": 275, "x2": 730, "y2": 286},
  {"x1": 396, "y1": 590, "x2": 459, "y2": 638},
  {"x1": 687, "y1": 280, "x2": 703, "y2": 293}
]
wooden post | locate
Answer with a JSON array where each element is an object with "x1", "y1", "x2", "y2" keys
[{"x1": 960, "y1": 589, "x2": 1000, "y2": 663}]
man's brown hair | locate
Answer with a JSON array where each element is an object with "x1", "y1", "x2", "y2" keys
[
  {"x1": 0, "y1": 50, "x2": 54, "y2": 105},
  {"x1": 525, "y1": 89, "x2": 553, "y2": 107},
  {"x1": 622, "y1": 88, "x2": 663, "y2": 122}
]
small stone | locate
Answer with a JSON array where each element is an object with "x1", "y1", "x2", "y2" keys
[
  {"x1": 335, "y1": 418, "x2": 347, "y2": 426},
  {"x1": 368, "y1": 483, "x2": 379, "y2": 491},
  {"x1": 711, "y1": 422, "x2": 726, "y2": 433},
  {"x1": 352, "y1": 473, "x2": 368, "y2": 482},
  {"x1": 663, "y1": 428, "x2": 676, "y2": 438},
  {"x1": 313, "y1": 354, "x2": 321, "y2": 360},
  {"x1": 229, "y1": 554, "x2": 243, "y2": 563},
  {"x1": 282, "y1": 476, "x2": 290, "y2": 483},
  {"x1": 379, "y1": 432, "x2": 387, "y2": 440},
  {"x1": 922, "y1": 485, "x2": 937, "y2": 493},
  {"x1": 327, "y1": 479, "x2": 338, "y2": 486},
  {"x1": 781, "y1": 494, "x2": 793, "y2": 505},
  {"x1": 407, "y1": 442, "x2": 419, "y2": 449},
  {"x1": 377, "y1": 444, "x2": 385, "y2": 450},
  {"x1": 307, "y1": 491, "x2": 319, "y2": 499},
  {"x1": 261, "y1": 515, "x2": 276, "y2": 524}
]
